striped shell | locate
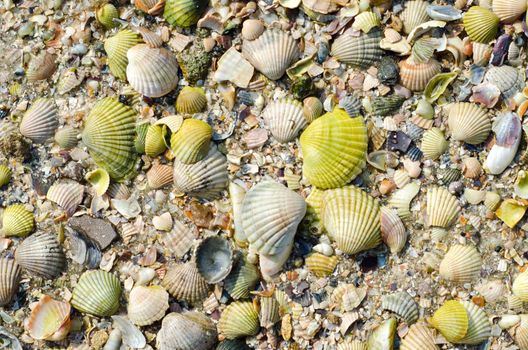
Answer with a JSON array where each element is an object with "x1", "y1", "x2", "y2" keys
[
  {"x1": 0, "y1": 165, "x2": 11, "y2": 188},
  {"x1": 217, "y1": 340, "x2": 252, "y2": 350},
  {"x1": 19, "y1": 98, "x2": 58, "y2": 144},
  {"x1": 54, "y1": 127, "x2": 78, "y2": 149},
  {"x1": 47, "y1": 182, "x2": 84, "y2": 216},
  {"x1": 516, "y1": 315, "x2": 528, "y2": 350},
  {"x1": 195, "y1": 236, "x2": 233, "y2": 283},
  {"x1": 218, "y1": 301, "x2": 259, "y2": 339},
  {"x1": 399, "y1": 57, "x2": 441, "y2": 91},
  {"x1": 429, "y1": 300, "x2": 469, "y2": 342},
  {"x1": 400, "y1": 0, "x2": 429, "y2": 34},
  {"x1": 400, "y1": 322, "x2": 439, "y2": 350},
  {"x1": 71, "y1": 270, "x2": 121, "y2": 317},
  {"x1": 330, "y1": 30, "x2": 382, "y2": 68},
  {"x1": 170, "y1": 119, "x2": 212, "y2": 164},
  {"x1": 156, "y1": 312, "x2": 217, "y2": 350},
  {"x1": 300, "y1": 108, "x2": 367, "y2": 189},
  {"x1": 512, "y1": 270, "x2": 528, "y2": 301},
  {"x1": 145, "y1": 124, "x2": 167, "y2": 157},
  {"x1": 382, "y1": 291, "x2": 418, "y2": 324},
  {"x1": 2, "y1": 204, "x2": 34, "y2": 237},
  {"x1": 458, "y1": 301, "x2": 491, "y2": 344},
  {"x1": 26, "y1": 52, "x2": 56, "y2": 81},
  {"x1": 81, "y1": 97, "x2": 137, "y2": 181},
  {"x1": 242, "y1": 19, "x2": 264, "y2": 41},
  {"x1": 213, "y1": 47, "x2": 255, "y2": 88},
  {"x1": 135, "y1": 122, "x2": 149, "y2": 154},
  {"x1": 126, "y1": 44, "x2": 179, "y2": 97},
  {"x1": 162, "y1": 261, "x2": 209, "y2": 304},
  {"x1": 160, "y1": 220, "x2": 195, "y2": 258},
  {"x1": 463, "y1": 6, "x2": 499, "y2": 44},
  {"x1": 352, "y1": 11, "x2": 381, "y2": 33},
  {"x1": 242, "y1": 29, "x2": 299, "y2": 80},
  {"x1": 426, "y1": 186, "x2": 460, "y2": 228},
  {"x1": 339, "y1": 95, "x2": 362, "y2": 118},
  {"x1": 388, "y1": 182, "x2": 420, "y2": 221},
  {"x1": 439, "y1": 245, "x2": 482, "y2": 282},
  {"x1": 27, "y1": 295, "x2": 71, "y2": 341},
  {"x1": 492, "y1": 0, "x2": 527, "y2": 23},
  {"x1": 259, "y1": 295, "x2": 280, "y2": 329},
  {"x1": 447, "y1": 102, "x2": 491, "y2": 144},
  {"x1": 96, "y1": 3, "x2": 118, "y2": 29},
  {"x1": 104, "y1": 30, "x2": 142, "y2": 80},
  {"x1": 147, "y1": 163, "x2": 173, "y2": 189},
  {"x1": 421, "y1": 128, "x2": 448, "y2": 160},
  {"x1": 163, "y1": 0, "x2": 209, "y2": 28},
  {"x1": 322, "y1": 186, "x2": 381, "y2": 255},
  {"x1": 484, "y1": 65, "x2": 524, "y2": 100},
  {"x1": 305, "y1": 253, "x2": 338, "y2": 277},
  {"x1": 85, "y1": 168, "x2": 110, "y2": 197},
  {"x1": 128, "y1": 285, "x2": 169, "y2": 326},
  {"x1": 337, "y1": 341, "x2": 367, "y2": 350},
  {"x1": 472, "y1": 42, "x2": 492, "y2": 66},
  {"x1": 15, "y1": 233, "x2": 66, "y2": 278},
  {"x1": 176, "y1": 86, "x2": 207, "y2": 114},
  {"x1": 135, "y1": 0, "x2": 165, "y2": 15},
  {"x1": 0, "y1": 258, "x2": 20, "y2": 307},
  {"x1": 380, "y1": 207, "x2": 407, "y2": 254},
  {"x1": 224, "y1": 257, "x2": 260, "y2": 300},
  {"x1": 262, "y1": 99, "x2": 307, "y2": 143},
  {"x1": 367, "y1": 318, "x2": 396, "y2": 350}
]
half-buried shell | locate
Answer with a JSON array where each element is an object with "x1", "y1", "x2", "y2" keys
[
  {"x1": 15, "y1": 233, "x2": 66, "y2": 279},
  {"x1": 439, "y1": 245, "x2": 482, "y2": 283},
  {"x1": 388, "y1": 182, "x2": 420, "y2": 221},
  {"x1": 381, "y1": 291, "x2": 418, "y2": 324},
  {"x1": 262, "y1": 99, "x2": 306, "y2": 143},
  {"x1": 429, "y1": 300, "x2": 468, "y2": 343},
  {"x1": 400, "y1": 322, "x2": 439, "y2": 350},
  {"x1": 0, "y1": 258, "x2": 21, "y2": 307},
  {"x1": 400, "y1": 0, "x2": 429, "y2": 34},
  {"x1": 458, "y1": 301, "x2": 491, "y2": 344},
  {"x1": 176, "y1": 86, "x2": 207, "y2": 114},
  {"x1": 156, "y1": 311, "x2": 217, "y2": 350},
  {"x1": 147, "y1": 163, "x2": 173, "y2": 189},
  {"x1": 71, "y1": 270, "x2": 121, "y2": 317},
  {"x1": 54, "y1": 127, "x2": 78, "y2": 149},
  {"x1": 224, "y1": 256, "x2": 260, "y2": 300},
  {"x1": 128, "y1": 285, "x2": 169, "y2": 326},
  {"x1": 26, "y1": 295, "x2": 71, "y2": 341},
  {"x1": 19, "y1": 98, "x2": 58, "y2": 144},
  {"x1": 305, "y1": 253, "x2": 339, "y2": 277}
]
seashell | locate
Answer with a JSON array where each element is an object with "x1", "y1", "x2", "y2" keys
[
  {"x1": 163, "y1": 0, "x2": 209, "y2": 28},
  {"x1": 381, "y1": 291, "x2": 418, "y2": 324},
  {"x1": 339, "y1": 95, "x2": 362, "y2": 118},
  {"x1": 305, "y1": 253, "x2": 338, "y2": 277},
  {"x1": 484, "y1": 191, "x2": 501, "y2": 211},
  {"x1": 145, "y1": 124, "x2": 167, "y2": 157},
  {"x1": 484, "y1": 111, "x2": 522, "y2": 174},
  {"x1": 120, "y1": 223, "x2": 138, "y2": 244},
  {"x1": 496, "y1": 198, "x2": 527, "y2": 228},
  {"x1": 484, "y1": 65, "x2": 524, "y2": 100},
  {"x1": 111, "y1": 315, "x2": 146, "y2": 348},
  {"x1": 135, "y1": 122, "x2": 149, "y2": 154},
  {"x1": 176, "y1": 86, "x2": 207, "y2": 114},
  {"x1": 513, "y1": 270, "x2": 528, "y2": 301},
  {"x1": 388, "y1": 182, "x2": 420, "y2": 221},
  {"x1": 104, "y1": 30, "x2": 142, "y2": 80},
  {"x1": 508, "y1": 294, "x2": 523, "y2": 310},
  {"x1": 259, "y1": 295, "x2": 280, "y2": 329},
  {"x1": 492, "y1": 0, "x2": 526, "y2": 23},
  {"x1": 300, "y1": 108, "x2": 367, "y2": 189},
  {"x1": 71, "y1": 270, "x2": 121, "y2": 317},
  {"x1": 399, "y1": 57, "x2": 441, "y2": 92},
  {"x1": 411, "y1": 37, "x2": 445, "y2": 65},
  {"x1": 424, "y1": 72, "x2": 458, "y2": 103},
  {"x1": 82, "y1": 97, "x2": 138, "y2": 181},
  {"x1": 415, "y1": 99, "x2": 434, "y2": 119},
  {"x1": 400, "y1": 322, "x2": 439, "y2": 350},
  {"x1": 461, "y1": 157, "x2": 482, "y2": 179},
  {"x1": 228, "y1": 181, "x2": 247, "y2": 246},
  {"x1": 330, "y1": 30, "x2": 382, "y2": 69},
  {"x1": 15, "y1": 233, "x2": 66, "y2": 278},
  {"x1": 352, "y1": 11, "x2": 380, "y2": 33},
  {"x1": 400, "y1": 0, "x2": 429, "y2": 34},
  {"x1": 135, "y1": 0, "x2": 166, "y2": 15},
  {"x1": 224, "y1": 256, "x2": 259, "y2": 300},
  {"x1": 216, "y1": 339, "x2": 252, "y2": 350},
  {"x1": 19, "y1": 98, "x2": 58, "y2": 143},
  {"x1": 447, "y1": 102, "x2": 491, "y2": 144},
  {"x1": 302, "y1": 0, "x2": 339, "y2": 13},
  {"x1": 476, "y1": 280, "x2": 506, "y2": 303},
  {"x1": 26, "y1": 52, "x2": 57, "y2": 81},
  {"x1": 464, "y1": 188, "x2": 486, "y2": 205},
  {"x1": 241, "y1": 181, "x2": 306, "y2": 278},
  {"x1": 426, "y1": 186, "x2": 460, "y2": 229},
  {"x1": 54, "y1": 127, "x2": 78, "y2": 149},
  {"x1": 513, "y1": 170, "x2": 528, "y2": 199},
  {"x1": 96, "y1": 3, "x2": 118, "y2": 29},
  {"x1": 337, "y1": 340, "x2": 367, "y2": 350},
  {"x1": 104, "y1": 328, "x2": 122, "y2": 349},
  {"x1": 430, "y1": 300, "x2": 468, "y2": 342},
  {"x1": 136, "y1": 26, "x2": 163, "y2": 48},
  {"x1": 126, "y1": 44, "x2": 179, "y2": 98},
  {"x1": 371, "y1": 95, "x2": 405, "y2": 116},
  {"x1": 171, "y1": 119, "x2": 212, "y2": 164},
  {"x1": 85, "y1": 168, "x2": 110, "y2": 197},
  {"x1": 421, "y1": 128, "x2": 448, "y2": 160},
  {"x1": 195, "y1": 236, "x2": 233, "y2": 283},
  {"x1": 156, "y1": 312, "x2": 217, "y2": 350},
  {"x1": 0, "y1": 258, "x2": 21, "y2": 306},
  {"x1": 458, "y1": 301, "x2": 491, "y2": 344},
  {"x1": 214, "y1": 47, "x2": 255, "y2": 88},
  {"x1": 262, "y1": 99, "x2": 306, "y2": 143},
  {"x1": 107, "y1": 183, "x2": 131, "y2": 200},
  {"x1": 47, "y1": 182, "x2": 84, "y2": 217},
  {"x1": 471, "y1": 42, "x2": 492, "y2": 66},
  {"x1": 2, "y1": 204, "x2": 34, "y2": 237},
  {"x1": 516, "y1": 315, "x2": 528, "y2": 349},
  {"x1": 128, "y1": 285, "x2": 169, "y2": 326},
  {"x1": 367, "y1": 318, "x2": 396, "y2": 350},
  {"x1": 303, "y1": 96, "x2": 323, "y2": 123},
  {"x1": 152, "y1": 212, "x2": 172, "y2": 232},
  {"x1": 0, "y1": 165, "x2": 11, "y2": 187},
  {"x1": 162, "y1": 261, "x2": 209, "y2": 304},
  {"x1": 301, "y1": 187, "x2": 325, "y2": 236},
  {"x1": 367, "y1": 121, "x2": 386, "y2": 150},
  {"x1": 27, "y1": 295, "x2": 71, "y2": 341},
  {"x1": 393, "y1": 169, "x2": 411, "y2": 189},
  {"x1": 242, "y1": 19, "x2": 264, "y2": 41},
  {"x1": 439, "y1": 245, "x2": 481, "y2": 282},
  {"x1": 218, "y1": 301, "x2": 259, "y2": 339},
  {"x1": 322, "y1": 186, "x2": 381, "y2": 255},
  {"x1": 463, "y1": 6, "x2": 499, "y2": 44},
  {"x1": 426, "y1": 5, "x2": 462, "y2": 21},
  {"x1": 380, "y1": 207, "x2": 407, "y2": 254},
  {"x1": 147, "y1": 163, "x2": 173, "y2": 189},
  {"x1": 242, "y1": 29, "x2": 299, "y2": 80}
]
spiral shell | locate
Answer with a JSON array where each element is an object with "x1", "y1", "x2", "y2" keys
[
  {"x1": 15, "y1": 233, "x2": 66, "y2": 279},
  {"x1": 27, "y1": 295, "x2": 71, "y2": 341},
  {"x1": 71, "y1": 270, "x2": 121, "y2": 317},
  {"x1": 54, "y1": 127, "x2": 78, "y2": 149},
  {"x1": 104, "y1": 30, "x2": 142, "y2": 80},
  {"x1": 463, "y1": 6, "x2": 499, "y2": 44},
  {"x1": 305, "y1": 253, "x2": 338, "y2": 277},
  {"x1": 196, "y1": 236, "x2": 233, "y2": 283},
  {"x1": 380, "y1": 207, "x2": 407, "y2": 254},
  {"x1": 426, "y1": 186, "x2": 460, "y2": 228},
  {"x1": 262, "y1": 99, "x2": 306, "y2": 143},
  {"x1": 400, "y1": 0, "x2": 429, "y2": 34},
  {"x1": 381, "y1": 291, "x2": 418, "y2": 324},
  {"x1": 163, "y1": 0, "x2": 209, "y2": 28},
  {"x1": 400, "y1": 322, "x2": 439, "y2": 350},
  {"x1": 19, "y1": 98, "x2": 58, "y2": 144},
  {"x1": 176, "y1": 86, "x2": 207, "y2": 114},
  {"x1": 492, "y1": 0, "x2": 527, "y2": 23},
  {"x1": 47, "y1": 182, "x2": 84, "y2": 217},
  {"x1": 2, "y1": 204, "x2": 34, "y2": 237},
  {"x1": 388, "y1": 182, "x2": 420, "y2": 221},
  {"x1": 447, "y1": 102, "x2": 491, "y2": 144},
  {"x1": 439, "y1": 245, "x2": 482, "y2": 282},
  {"x1": 421, "y1": 128, "x2": 448, "y2": 160},
  {"x1": 128, "y1": 285, "x2": 169, "y2": 326},
  {"x1": 429, "y1": 300, "x2": 468, "y2": 342},
  {"x1": 0, "y1": 258, "x2": 20, "y2": 307},
  {"x1": 157, "y1": 312, "x2": 217, "y2": 350},
  {"x1": 170, "y1": 119, "x2": 212, "y2": 164},
  {"x1": 162, "y1": 261, "x2": 209, "y2": 304},
  {"x1": 330, "y1": 30, "x2": 382, "y2": 68},
  {"x1": 458, "y1": 301, "x2": 491, "y2": 344},
  {"x1": 399, "y1": 57, "x2": 441, "y2": 91},
  {"x1": 26, "y1": 52, "x2": 57, "y2": 81},
  {"x1": 147, "y1": 163, "x2": 173, "y2": 189},
  {"x1": 224, "y1": 257, "x2": 260, "y2": 300},
  {"x1": 218, "y1": 301, "x2": 259, "y2": 339}
]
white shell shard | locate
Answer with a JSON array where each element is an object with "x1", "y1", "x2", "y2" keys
[
  {"x1": 261, "y1": 99, "x2": 307, "y2": 143},
  {"x1": 19, "y1": 98, "x2": 59, "y2": 144},
  {"x1": 229, "y1": 181, "x2": 247, "y2": 246},
  {"x1": 484, "y1": 112, "x2": 522, "y2": 175},
  {"x1": 214, "y1": 47, "x2": 254, "y2": 88},
  {"x1": 388, "y1": 182, "x2": 420, "y2": 220}
]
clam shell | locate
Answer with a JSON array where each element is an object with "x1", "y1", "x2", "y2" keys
[
  {"x1": 135, "y1": 0, "x2": 166, "y2": 15},
  {"x1": 484, "y1": 192, "x2": 501, "y2": 211},
  {"x1": 104, "y1": 30, "x2": 142, "y2": 80},
  {"x1": 301, "y1": 187, "x2": 325, "y2": 236},
  {"x1": 259, "y1": 295, "x2": 280, "y2": 329},
  {"x1": 160, "y1": 219, "x2": 195, "y2": 258},
  {"x1": 242, "y1": 19, "x2": 264, "y2": 41},
  {"x1": 492, "y1": 0, "x2": 527, "y2": 23},
  {"x1": 463, "y1": 6, "x2": 499, "y2": 44},
  {"x1": 170, "y1": 119, "x2": 212, "y2": 164},
  {"x1": 47, "y1": 182, "x2": 84, "y2": 217},
  {"x1": 472, "y1": 42, "x2": 492, "y2": 66},
  {"x1": 305, "y1": 253, "x2": 338, "y2": 277},
  {"x1": 147, "y1": 163, "x2": 173, "y2": 189},
  {"x1": 15, "y1": 233, "x2": 66, "y2": 279},
  {"x1": 300, "y1": 108, "x2": 367, "y2": 189},
  {"x1": 162, "y1": 261, "x2": 209, "y2": 304},
  {"x1": 367, "y1": 318, "x2": 396, "y2": 350},
  {"x1": 128, "y1": 285, "x2": 169, "y2": 326},
  {"x1": 107, "y1": 183, "x2": 131, "y2": 200},
  {"x1": 421, "y1": 128, "x2": 448, "y2": 160},
  {"x1": 120, "y1": 223, "x2": 138, "y2": 244},
  {"x1": 54, "y1": 127, "x2": 78, "y2": 149},
  {"x1": 426, "y1": 186, "x2": 460, "y2": 228},
  {"x1": 176, "y1": 86, "x2": 207, "y2": 114},
  {"x1": 173, "y1": 146, "x2": 228, "y2": 199},
  {"x1": 516, "y1": 315, "x2": 528, "y2": 350},
  {"x1": 145, "y1": 124, "x2": 167, "y2": 157},
  {"x1": 382, "y1": 291, "x2": 418, "y2": 325},
  {"x1": 136, "y1": 26, "x2": 163, "y2": 48},
  {"x1": 0, "y1": 258, "x2": 20, "y2": 306},
  {"x1": 163, "y1": 0, "x2": 209, "y2": 28},
  {"x1": 393, "y1": 169, "x2": 411, "y2": 188},
  {"x1": 458, "y1": 301, "x2": 491, "y2": 344},
  {"x1": 388, "y1": 182, "x2": 420, "y2": 221},
  {"x1": 111, "y1": 315, "x2": 146, "y2": 348},
  {"x1": 352, "y1": 11, "x2": 380, "y2": 33},
  {"x1": 224, "y1": 256, "x2": 260, "y2": 300},
  {"x1": 2, "y1": 204, "x2": 34, "y2": 237},
  {"x1": 196, "y1": 236, "x2": 233, "y2": 283},
  {"x1": 439, "y1": 244, "x2": 481, "y2": 282},
  {"x1": 218, "y1": 301, "x2": 259, "y2": 339},
  {"x1": 322, "y1": 186, "x2": 381, "y2": 255},
  {"x1": 96, "y1": 3, "x2": 118, "y2": 29},
  {"x1": 71, "y1": 270, "x2": 121, "y2": 317},
  {"x1": 429, "y1": 300, "x2": 468, "y2": 342},
  {"x1": 26, "y1": 52, "x2": 56, "y2": 81},
  {"x1": 213, "y1": 47, "x2": 255, "y2": 88},
  {"x1": 135, "y1": 122, "x2": 149, "y2": 154},
  {"x1": 85, "y1": 168, "x2": 110, "y2": 197},
  {"x1": 27, "y1": 295, "x2": 71, "y2": 341},
  {"x1": 127, "y1": 44, "x2": 179, "y2": 97},
  {"x1": 337, "y1": 340, "x2": 367, "y2": 350},
  {"x1": 0, "y1": 165, "x2": 11, "y2": 187},
  {"x1": 262, "y1": 99, "x2": 306, "y2": 143},
  {"x1": 157, "y1": 312, "x2": 217, "y2": 350},
  {"x1": 330, "y1": 30, "x2": 382, "y2": 68},
  {"x1": 513, "y1": 270, "x2": 528, "y2": 301},
  {"x1": 447, "y1": 102, "x2": 491, "y2": 144},
  {"x1": 380, "y1": 207, "x2": 407, "y2": 254},
  {"x1": 400, "y1": 322, "x2": 439, "y2": 350},
  {"x1": 400, "y1": 0, "x2": 429, "y2": 34},
  {"x1": 399, "y1": 57, "x2": 441, "y2": 91},
  {"x1": 242, "y1": 29, "x2": 299, "y2": 80},
  {"x1": 19, "y1": 98, "x2": 58, "y2": 144},
  {"x1": 217, "y1": 340, "x2": 252, "y2": 350},
  {"x1": 476, "y1": 280, "x2": 505, "y2": 303},
  {"x1": 484, "y1": 65, "x2": 524, "y2": 100},
  {"x1": 339, "y1": 95, "x2": 362, "y2": 118},
  {"x1": 371, "y1": 95, "x2": 405, "y2": 116},
  {"x1": 82, "y1": 97, "x2": 138, "y2": 181},
  {"x1": 462, "y1": 157, "x2": 482, "y2": 179}
]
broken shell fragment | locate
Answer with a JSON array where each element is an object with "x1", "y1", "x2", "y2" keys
[
  {"x1": 156, "y1": 312, "x2": 217, "y2": 350},
  {"x1": 47, "y1": 182, "x2": 84, "y2": 217},
  {"x1": 0, "y1": 258, "x2": 21, "y2": 307},
  {"x1": 214, "y1": 47, "x2": 255, "y2": 88},
  {"x1": 85, "y1": 168, "x2": 110, "y2": 197},
  {"x1": 496, "y1": 199, "x2": 528, "y2": 228},
  {"x1": 27, "y1": 295, "x2": 71, "y2": 341},
  {"x1": 367, "y1": 318, "x2": 396, "y2": 350},
  {"x1": 483, "y1": 112, "x2": 522, "y2": 175}
]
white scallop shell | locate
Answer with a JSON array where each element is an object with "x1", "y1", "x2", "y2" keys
[
  {"x1": 262, "y1": 99, "x2": 306, "y2": 143},
  {"x1": 19, "y1": 98, "x2": 58, "y2": 144}
]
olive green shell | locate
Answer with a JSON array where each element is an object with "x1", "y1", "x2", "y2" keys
[
  {"x1": 218, "y1": 301, "x2": 259, "y2": 339},
  {"x1": 170, "y1": 119, "x2": 212, "y2": 164},
  {"x1": 71, "y1": 270, "x2": 121, "y2": 317},
  {"x1": 0, "y1": 165, "x2": 11, "y2": 187},
  {"x1": 463, "y1": 6, "x2": 499, "y2": 44},
  {"x1": 104, "y1": 30, "x2": 142, "y2": 80},
  {"x1": 135, "y1": 121, "x2": 150, "y2": 154},
  {"x1": 176, "y1": 86, "x2": 207, "y2": 114},
  {"x1": 2, "y1": 204, "x2": 34, "y2": 237},
  {"x1": 223, "y1": 257, "x2": 260, "y2": 300},
  {"x1": 164, "y1": 0, "x2": 209, "y2": 28}
]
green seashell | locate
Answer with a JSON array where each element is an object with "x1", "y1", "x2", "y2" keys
[
  {"x1": 104, "y1": 30, "x2": 142, "y2": 80},
  {"x1": 170, "y1": 119, "x2": 212, "y2": 164},
  {"x1": 2, "y1": 204, "x2": 34, "y2": 237},
  {"x1": 164, "y1": 0, "x2": 209, "y2": 28},
  {"x1": 71, "y1": 270, "x2": 121, "y2": 317},
  {"x1": 85, "y1": 168, "x2": 110, "y2": 197},
  {"x1": 330, "y1": 30, "x2": 382, "y2": 69},
  {"x1": 300, "y1": 108, "x2": 367, "y2": 189},
  {"x1": 54, "y1": 127, "x2": 78, "y2": 149},
  {"x1": 352, "y1": 11, "x2": 380, "y2": 33},
  {"x1": 367, "y1": 318, "x2": 396, "y2": 350},
  {"x1": 145, "y1": 124, "x2": 168, "y2": 157},
  {"x1": 463, "y1": 6, "x2": 499, "y2": 44},
  {"x1": 458, "y1": 301, "x2": 491, "y2": 344},
  {"x1": 224, "y1": 256, "x2": 260, "y2": 300},
  {"x1": 424, "y1": 72, "x2": 458, "y2": 103},
  {"x1": 134, "y1": 121, "x2": 150, "y2": 154},
  {"x1": 421, "y1": 128, "x2": 448, "y2": 160},
  {"x1": 96, "y1": 3, "x2": 118, "y2": 29},
  {"x1": 381, "y1": 291, "x2": 419, "y2": 324},
  {"x1": 371, "y1": 95, "x2": 405, "y2": 116},
  {"x1": 218, "y1": 301, "x2": 259, "y2": 339},
  {"x1": 176, "y1": 86, "x2": 207, "y2": 114},
  {"x1": 0, "y1": 165, "x2": 11, "y2": 187},
  {"x1": 216, "y1": 340, "x2": 252, "y2": 350},
  {"x1": 81, "y1": 97, "x2": 138, "y2": 181},
  {"x1": 429, "y1": 300, "x2": 469, "y2": 342}
]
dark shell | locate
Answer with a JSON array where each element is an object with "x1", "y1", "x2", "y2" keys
[
  {"x1": 339, "y1": 95, "x2": 362, "y2": 117},
  {"x1": 406, "y1": 144, "x2": 423, "y2": 161},
  {"x1": 437, "y1": 167, "x2": 462, "y2": 185},
  {"x1": 371, "y1": 95, "x2": 405, "y2": 116},
  {"x1": 377, "y1": 57, "x2": 400, "y2": 86},
  {"x1": 406, "y1": 123, "x2": 425, "y2": 141}
]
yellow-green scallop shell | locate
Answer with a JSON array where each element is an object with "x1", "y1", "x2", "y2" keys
[
  {"x1": 71, "y1": 270, "x2": 121, "y2": 317},
  {"x1": 2, "y1": 204, "x2": 34, "y2": 237},
  {"x1": 104, "y1": 30, "x2": 142, "y2": 80},
  {"x1": 176, "y1": 86, "x2": 207, "y2": 114},
  {"x1": 463, "y1": 6, "x2": 499, "y2": 44},
  {"x1": 170, "y1": 119, "x2": 212, "y2": 164},
  {"x1": 218, "y1": 301, "x2": 259, "y2": 339},
  {"x1": 429, "y1": 300, "x2": 469, "y2": 343},
  {"x1": 164, "y1": 0, "x2": 209, "y2": 28},
  {"x1": 0, "y1": 165, "x2": 11, "y2": 187},
  {"x1": 145, "y1": 124, "x2": 168, "y2": 157}
]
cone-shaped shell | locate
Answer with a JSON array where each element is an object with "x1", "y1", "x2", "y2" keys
[
  {"x1": 300, "y1": 108, "x2": 367, "y2": 189},
  {"x1": 322, "y1": 186, "x2": 381, "y2": 255},
  {"x1": 458, "y1": 301, "x2": 491, "y2": 344},
  {"x1": 439, "y1": 245, "x2": 482, "y2": 282},
  {"x1": 399, "y1": 57, "x2": 441, "y2": 91},
  {"x1": 81, "y1": 97, "x2": 137, "y2": 181},
  {"x1": 429, "y1": 300, "x2": 469, "y2": 342},
  {"x1": 85, "y1": 168, "x2": 110, "y2": 197},
  {"x1": 157, "y1": 312, "x2": 217, "y2": 350},
  {"x1": 492, "y1": 0, "x2": 527, "y2": 23},
  {"x1": 2, "y1": 204, "x2": 34, "y2": 237},
  {"x1": 128, "y1": 285, "x2": 169, "y2": 326},
  {"x1": 447, "y1": 102, "x2": 491, "y2": 144},
  {"x1": 400, "y1": 0, "x2": 429, "y2": 34},
  {"x1": 19, "y1": 98, "x2": 58, "y2": 144},
  {"x1": 380, "y1": 207, "x2": 407, "y2": 254},
  {"x1": 305, "y1": 253, "x2": 338, "y2": 277},
  {"x1": 400, "y1": 322, "x2": 439, "y2": 350},
  {"x1": 162, "y1": 261, "x2": 209, "y2": 304},
  {"x1": 337, "y1": 341, "x2": 367, "y2": 350},
  {"x1": 262, "y1": 99, "x2": 306, "y2": 143},
  {"x1": 196, "y1": 236, "x2": 233, "y2": 284},
  {"x1": 388, "y1": 182, "x2": 420, "y2": 220},
  {"x1": 15, "y1": 233, "x2": 66, "y2": 279},
  {"x1": 173, "y1": 146, "x2": 228, "y2": 200},
  {"x1": 147, "y1": 163, "x2": 173, "y2": 189},
  {"x1": 484, "y1": 65, "x2": 524, "y2": 100},
  {"x1": 163, "y1": 0, "x2": 209, "y2": 28},
  {"x1": 171, "y1": 119, "x2": 212, "y2": 164},
  {"x1": 127, "y1": 44, "x2": 179, "y2": 97},
  {"x1": 330, "y1": 30, "x2": 382, "y2": 68},
  {"x1": 512, "y1": 270, "x2": 528, "y2": 301},
  {"x1": 71, "y1": 270, "x2": 121, "y2": 317},
  {"x1": 0, "y1": 258, "x2": 20, "y2": 306},
  {"x1": 224, "y1": 257, "x2": 260, "y2": 300},
  {"x1": 0, "y1": 165, "x2": 11, "y2": 187},
  {"x1": 463, "y1": 6, "x2": 499, "y2": 44},
  {"x1": 26, "y1": 52, "x2": 56, "y2": 82},
  {"x1": 218, "y1": 301, "x2": 259, "y2": 339},
  {"x1": 176, "y1": 86, "x2": 207, "y2": 114},
  {"x1": 242, "y1": 29, "x2": 299, "y2": 80},
  {"x1": 421, "y1": 128, "x2": 448, "y2": 160},
  {"x1": 47, "y1": 182, "x2": 84, "y2": 216},
  {"x1": 54, "y1": 127, "x2": 78, "y2": 149},
  {"x1": 27, "y1": 295, "x2": 71, "y2": 341},
  {"x1": 145, "y1": 124, "x2": 167, "y2": 157},
  {"x1": 104, "y1": 30, "x2": 142, "y2": 80},
  {"x1": 426, "y1": 187, "x2": 460, "y2": 228},
  {"x1": 381, "y1": 291, "x2": 418, "y2": 324}
]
